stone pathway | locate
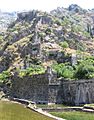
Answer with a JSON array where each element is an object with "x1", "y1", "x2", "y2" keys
[
  {"x1": 27, "y1": 104, "x2": 65, "y2": 120},
  {"x1": 35, "y1": 108, "x2": 65, "y2": 120}
]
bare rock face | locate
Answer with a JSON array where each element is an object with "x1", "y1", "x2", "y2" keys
[
  {"x1": 68, "y1": 4, "x2": 86, "y2": 13},
  {"x1": 17, "y1": 10, "x2": 37, "y2": 22},
  {"x1": 0, "y1": 11, "x2": 17, "y2": 32},
  {"x1": 17, "y1": 10, "x2": 53, "y2": 24},
  {"x1": 40, "y1": 16, "x2": 53, "y2": 25}
]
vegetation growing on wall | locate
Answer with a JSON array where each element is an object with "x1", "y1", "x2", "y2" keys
[
  {"x1": 19, "y1": 65, "x2": 45, "y2": 77},
  {"x1": 52, "y1": 63, "x2": 74, "y2": 79},
  {"x1": 52, "y1": 56, "x2": 94, "y2": 80},
  {"x1": 75, "y1": 57, "x2": 94, "y2": 79},
  {"x1": 0, "y1": 57, "x2": 94, "y2": 83}
]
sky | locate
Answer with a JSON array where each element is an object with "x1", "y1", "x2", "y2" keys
[{"x1": 0, "y1": 0, "x2": 94, "y2": 12}]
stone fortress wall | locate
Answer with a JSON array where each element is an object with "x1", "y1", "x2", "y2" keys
[
  {"x1": 11, "y1": 67, "x2": 62, "y2": 104},
  {"x1": 10, "y1": 67, "x2": 94, "y2": 105},
  {"x1": 61, "y1": 79, "x2": 94, "y2": 105}
]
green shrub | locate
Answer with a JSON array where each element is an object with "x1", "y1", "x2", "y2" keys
[
  {"x1": 0, "y1": 71, "x2": 11, "y2": 83},
  {"x1": 62, "y1": 66, "x2": 74, "y2": 79},
  {"x1": 19, "y1": 65, "x2": 45, "y2": 77},
  {"x1": 52, "y1": 57, "x2": 94, "y2": 80},
  {"x1": 75, "y1": 58, "x2": 94, "y2": 79},
  {"x1": 59, "y1": 41, "x2": 69, "y2": 49},
  {"x1": 52, "y1": 63, "x2": 74, "y2": 79}
]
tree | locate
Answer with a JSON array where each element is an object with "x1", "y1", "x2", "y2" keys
[{"x1": 75, "y1": 58, "x2": 94, "y2": 79}]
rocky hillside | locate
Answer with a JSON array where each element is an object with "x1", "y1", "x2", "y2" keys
[
  {"x1": 0, "y1": 4, "x2": 94, "y2": 72},
  {"x1": 0, "y1": 11, "x2": 17, "y2": 33}
]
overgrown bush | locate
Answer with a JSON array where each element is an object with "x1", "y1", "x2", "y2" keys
[
  {"x1": 59, "y1": 41, "x2": 69, "y2": 49},
  {"x1": 52, "y1": 63, "x2": 74, "y2": 79},
  {"x1": 75, "y1": 58, "x2": 94, "y2": 79},
  {"x1": 52, "y1": 57, "x2": 94, "y2": 80},
  {"x1": 0, "y1": 71, "x2": 11, "y2": 83},
  {"x1": 19, "y1": 65, "x2": 45, "y2": 77}
]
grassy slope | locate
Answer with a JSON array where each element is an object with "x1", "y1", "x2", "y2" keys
[
  {"x1": 51, "y1": 111, "x2": 94, "y2": 120},
  {"x1": 0, "y1": 101, "x2": 54, "y2": 120}
]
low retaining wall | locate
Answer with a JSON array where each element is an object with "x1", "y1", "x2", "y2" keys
[
  {"x1": 42, "y1": 107, "x2": 82, "y2": 112},
  {"x1": 42, "y1": 107, "x2": 94, "y2": 113},
  {"x1": 9, "y1": 97, "x2": 35, "y2": 105}
]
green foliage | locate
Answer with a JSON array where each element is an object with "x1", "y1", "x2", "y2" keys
[
  {"x1": 1, "y1": 57, "x2": 94, "y2": 81},
  {"x1": 83, "y1": 31, "x2": 90, "y2": 38},
  {"x1": 19, "y1": 65, "x2": 45, "y2": 77},
  {"x1": 71, "y1": 25, "x2": 83, "y2": 33},
  {"x1": 39, "y1": 32, "x2": 45, "y2": 39},
  {"x1": 59, "y1": 41, "x2": 69, "y2": 49},
  {"x1": 0, "y1": 71, "x2": 11, "y2": 83},
  {"x1": 62, "y1": 66, "x2": 74, "y2": 79},
  {"x1": 76, "y1": 42, "x2": 86, "y2": 51},
  {"x1": 75, "y1": 58, "x2": 94, "y2": 79},
  {"x1": 52, "y1": 57, "x2": 94, "y2": 80},
  {"x1": 52, "y1": 63, "x2": 74, "y2": 79}
]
